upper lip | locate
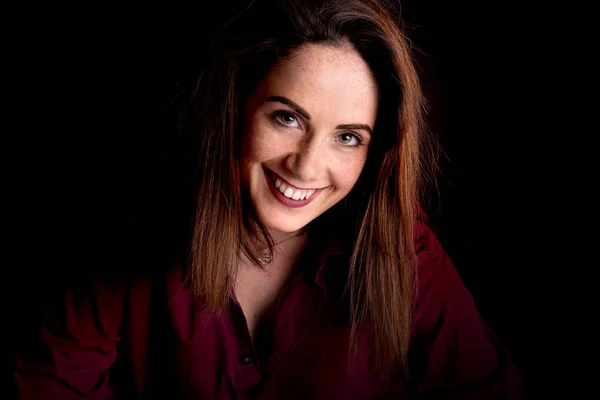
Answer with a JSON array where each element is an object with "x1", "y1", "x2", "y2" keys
[{"x1": 264, "y1": 167, "x2": 323, "y2": 191}]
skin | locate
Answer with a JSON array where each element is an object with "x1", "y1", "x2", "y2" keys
[
  {"x1": 241, "y1": 42, "x2": 378, "y2": 241},
  {"x1": 237, "y1": 42, "x2": 379, "y2": 339}
]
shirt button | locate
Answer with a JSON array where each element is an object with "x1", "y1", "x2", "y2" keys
[{"x1": 241, "y1": 355, "x2": 252, "y2": 365}]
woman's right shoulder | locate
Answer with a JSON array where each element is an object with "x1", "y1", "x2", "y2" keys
[{"x1": 15, "y1": 263, "x2": 187, "y2": 398}]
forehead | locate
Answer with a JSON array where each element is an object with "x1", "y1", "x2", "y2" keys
[{"x1": 256, "y1": 43, "x2": 379, "y2": 122}]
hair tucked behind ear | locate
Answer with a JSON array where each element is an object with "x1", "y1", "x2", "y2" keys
[{"x1": 181, "y1": 0, "x2": 438, "y2": 375}]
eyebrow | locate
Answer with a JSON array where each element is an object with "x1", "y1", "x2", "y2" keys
[
  {"x1": 267, "y1": 96, "x2": 311, "y2": 120},
  {"x1": 266, "y1": 95, "x2": 373, "y2": 135},
  {"x1": 336, "y1": 124, "x2": 372, "y2": 136}
]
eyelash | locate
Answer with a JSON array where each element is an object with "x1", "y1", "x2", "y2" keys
[{"x1": 272, "y1": 111, "x2": 365, "y2": 148}]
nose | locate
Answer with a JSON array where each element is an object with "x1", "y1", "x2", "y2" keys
[{"x1": 284, "y1": 135, "x2": 328, "y2": 183}]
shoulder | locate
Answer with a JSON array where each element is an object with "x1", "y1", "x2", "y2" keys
[
  {"x1": 408, "y1": 223, "x2": 525, "y2": 397},
  {"x1": 414, "y1": 221, "x2": 444, "y2": 257},
  {"x1": 411, "y1": 222, "x2": 478, "y2": 334},
  {"x1": 413, "y1": 221, "x2": 455, "y2": 288}
]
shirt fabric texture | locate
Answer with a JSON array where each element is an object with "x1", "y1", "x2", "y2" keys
[{"x1": 16, "y1": 223, "x2": 524, "y2": 399}]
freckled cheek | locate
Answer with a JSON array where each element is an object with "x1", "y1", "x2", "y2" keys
[
  {"x1": 240, "y1": 132, "x2": 263, "y2": 184},
  {"x1": 333, "y1": 159, "x2": 367, "y2": 193},
  {"x1": 244, "y1": 120, "x2": 279, "y2": 161}
]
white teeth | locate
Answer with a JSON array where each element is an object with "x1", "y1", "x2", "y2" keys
[{"x1": 270, "y1": 172, "x2": 316, "y2": 201}]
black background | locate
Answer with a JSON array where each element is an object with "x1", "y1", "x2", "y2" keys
[{"x1": 6, "y1": 1, "x2": 576, "y2": 398}]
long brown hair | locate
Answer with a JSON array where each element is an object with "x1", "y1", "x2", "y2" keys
[{"x1": 182, "y1": 0, "x2": 437, "y2": 373}]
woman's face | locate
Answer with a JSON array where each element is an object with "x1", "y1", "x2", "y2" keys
[{"x1": 241, "y1": 43, "x2": 378, "y2": 235}]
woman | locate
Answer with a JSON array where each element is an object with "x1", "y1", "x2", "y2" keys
[{"x1": 16, "y1": 0, "x2": 524, "y2": 398}]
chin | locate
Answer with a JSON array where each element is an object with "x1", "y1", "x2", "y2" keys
[{"x1": 256, "y1": 211, "x2": 311, "y2": 234}]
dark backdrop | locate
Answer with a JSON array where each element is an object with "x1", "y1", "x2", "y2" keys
[{"x1": 7, "y1": 1, "x2": 572, "y2": 398}]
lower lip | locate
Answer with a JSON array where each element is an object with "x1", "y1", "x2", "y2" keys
[{"x1": 263, "y1": 168, "x2": 323, "y2": 209}]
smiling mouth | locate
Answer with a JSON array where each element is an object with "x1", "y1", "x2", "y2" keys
[
  {"x1": 264, "y1": 168, "x2": 316, "y2": 200},
  {"x1": 262, "y1": 167, "x2": 326, "y2": 207},
  {"x1": 264, "y1": 167, "x2": 321, "y2": 191}
]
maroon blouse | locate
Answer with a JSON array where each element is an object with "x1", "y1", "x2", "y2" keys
[{"x1": 16, "y1": 224, "x2": 524, "y2": 399}]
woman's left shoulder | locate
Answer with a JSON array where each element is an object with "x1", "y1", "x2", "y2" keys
[
  {"x1": 413, "y1": 221, "x2": 453, "y2": 285},
  {"x1": 411, "y1": 221, "x2": 478, "y2": 324},
  {"x1": 412, "y1": 221, "x2": 485, "y2": 329},
  {"x1": 414, "y1": 221, "x2": 444, "y2": 256},
  {"x1": 409, "y1": 222, "x2": 526, "y2": 398}
]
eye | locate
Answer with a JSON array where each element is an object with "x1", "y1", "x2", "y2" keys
[
  {"x1": 337, "y1": 132, "x2": 363, "y2": 147},
  {"x1": 273, "y1": 111, "x2": 300, "y2": 128}
]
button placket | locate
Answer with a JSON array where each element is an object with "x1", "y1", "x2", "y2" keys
[
  {"x1": 227, "y1": 297, "x2": 263, "y2": 399},
  {"x1": 241, "y1": 355, "x2": 253, "y2": 365}
]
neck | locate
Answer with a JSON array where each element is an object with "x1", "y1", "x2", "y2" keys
[
  {"x1": 244, "y1": 226, "x2": 311, "y2": 270},
  {"x1": 267, "y1": 226, "x2": 308, "y2": 246}
]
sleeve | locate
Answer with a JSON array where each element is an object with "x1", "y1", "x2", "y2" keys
[
  {"x1": 15, "y1": 275, "x2": 126, "y2": 399},
  {"x1": 407, "y1": 224, "x2": 525, "y2": 399}
]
